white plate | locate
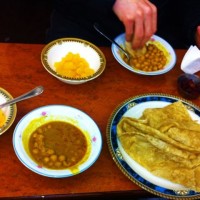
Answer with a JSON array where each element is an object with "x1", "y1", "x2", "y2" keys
[
  {"x1": 13, "y1": 105, "x2": 102, "y2": 178},
  {"x1": 118, "y1": 100, "x2": 200, "y2": 191},
  {"x1": 112, "y1": 34, "x2": 176, "y2": 75},
  {"x1": 107, "y1": 94, "x2": 200, "y2": 199}
]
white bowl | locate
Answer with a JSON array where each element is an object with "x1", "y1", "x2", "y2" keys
[
  {"x1": 0, "y1": 88, "x2": 17, "y2": 135},
  {"x1": 112, "y1": 34, "x2": 176, "y2": 75},
  {"x1": 41, "y1": 38, "x2": 106, "y2": 84},
  {"x1": 13, "y1": 105, "x2": 102, "y2": 178}
]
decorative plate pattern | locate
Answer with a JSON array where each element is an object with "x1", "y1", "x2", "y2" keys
[
  {"x1": 111, "y1": 34, "x2": 176, "y2": 75},
  {"x1": 13, "y1": 105, "x2": 102, "y2": 178},
  {"x1": 106, "y1": 93, "x2": 200, "y2": 199},
  {"x1": 0, "y1": 88, "x2": 17, "y2": 135}
]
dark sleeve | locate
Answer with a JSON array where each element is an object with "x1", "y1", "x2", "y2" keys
[
  {"x1": 179, "y1": 0, "x2": 200, "y2": 45},
  {"x1": 48, "y1": 0, "x2": 122, "y2": 45},
  {"x1": 53, "y1": 0, "x2": 115, "y2": 19},
  {"x1": 51, "y1": 0, "x2": 122, "y2": 37}
]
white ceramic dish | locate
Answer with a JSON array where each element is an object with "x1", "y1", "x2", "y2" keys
[
  {"x1": 41, "y1": 38, "x2": 106, "y2": 84},
  {"x1": 13, "y1": 105, "x2": 102, "y2": 178},
  {"x1": 111, "y1": 34, "x2": 176, "y2": 75},
  {"x1": 118, "y1": 100, "x2": 200, "y2": 191},
  {"x1": 107, "y1": 93, "x2": 200, "y2": 199},
  {"x1": 0, "y1": 88, "x2": 17, "y2": 135}
]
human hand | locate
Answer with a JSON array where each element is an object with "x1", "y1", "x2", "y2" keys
[
  {"x1": 195, "y1": 26, "x2": 200, "y2": 49},
  {"x1": 113, "y1": 0, "x2": 157, "y2": 49}
]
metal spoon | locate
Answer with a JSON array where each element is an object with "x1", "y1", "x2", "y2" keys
[
  {"x1": 0, "y1": 86, "x2": 44, "y2": 109},
  {"x1": 93, "y1": 23, "x2": 131, "y2": 61}
]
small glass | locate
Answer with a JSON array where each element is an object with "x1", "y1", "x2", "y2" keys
[{"x1": 177, "y1": 73, "x2": 200, "y2": 99}]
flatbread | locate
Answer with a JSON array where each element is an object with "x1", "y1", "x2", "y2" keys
[
  {"x1": 117, "y1": 101, "x2": 200, "y2": 191},
  {"x1": 125, "y1": 41, "x2": 146, "y2": 58}
]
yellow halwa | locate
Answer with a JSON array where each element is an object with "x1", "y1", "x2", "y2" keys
[
  {"x1": 54, "y1": 52, "x2": 95, "y2": 78},
  {"x1": 0, "y1": 109, "x2": 6, "y2": 128}
]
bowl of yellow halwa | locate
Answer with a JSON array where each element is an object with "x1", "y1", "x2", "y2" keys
[
  {"x1": 13, "y1": 105, "x2": 102, "y2": 178},
  {"x1": 41, "y1": 38, "x2": 106, "y2": 84},
  {"x1": 0, "y1": 88, "x2": 17, "y2": 135}
]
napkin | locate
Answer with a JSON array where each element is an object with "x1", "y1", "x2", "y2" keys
[{"x1": 181, "y1": 45, "x2": 200, "y2": 74}]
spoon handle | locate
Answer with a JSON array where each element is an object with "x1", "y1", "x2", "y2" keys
[
  {"x1": 0, "y1": 86, "x2": 44, "y2": 109},
  {"x1": 93, "y1": 23, "x2": 130, "y2": 59}
]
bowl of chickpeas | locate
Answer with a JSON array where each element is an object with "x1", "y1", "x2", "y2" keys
[
  {"x1": 41, "y1": 38, "x2": 106, "y2": 84},
  {"x1": 112, "y1": 34, "x2": 176, "y2": 75},
  {"x1": 13, "y1": 105, "x2": 102, "y2": 178}
]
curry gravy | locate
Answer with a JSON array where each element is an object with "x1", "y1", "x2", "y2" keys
[{"x1": 29, "y1": 121, "x2": 87, "y2": 169}]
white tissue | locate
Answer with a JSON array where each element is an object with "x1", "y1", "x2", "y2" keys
[{"x1": 181, "y1": 45, "x2": 200, "y2": 74}]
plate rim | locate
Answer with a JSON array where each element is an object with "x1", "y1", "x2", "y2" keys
[
  {"x1": 111, "y1": 33, "x2": 177, "y2": 76},
  {"x1": 106, "y1": 93, "x2": 200, "y2": 199},
  {"x1": 13, "y1": 104, "x2": 102, "y2": 178}
]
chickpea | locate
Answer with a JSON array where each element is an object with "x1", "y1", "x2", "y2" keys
[
  {"x1": 153, "y1": 66, "x2": 158, "y2": 71},
  {"x1": 43, "y1": 157, "x2": 50, "y2": 163},
  {"x1": 41, "y1": 147, "x2": 46, "y2": 154},
  {"x1": 33, "y1": 133, "x2": 38, "y2": 138},
  {"x1": 32, "y1": 148, "x2": 39, "y2": 154},
  {"x1": 38, "y1": 128, "x2": 43, "y2": 134},
  {"x1": 135, "y1": 63, "x2": 141, "y2": 69},
  {"x1": 159, "y1": 51, "x2": 164, "y2": 56},
  {"x1": 50, "y1": 154, "x2": 57, "y2": 162},
  {"x1": 54, "y1": 161, "x2": 62, "y2": 168},
  {"x1": 35, "y1": 134, "x2": 44, "y2": 143},
  {"x1": 130, "y1": 58, "x2": 137, "y2": 66},
  {"x1": 147, "y1": 45, "x2": 153, "y2": 51},
  {"x1": 71, "y1": 157, "x2": 76, "y2": 162},
  {"x1": 34, "y1": 142, "x2": 38, "y2": 148},
  {"x1": 47, "y1": 124, "x2": 51, "y2": 129},
  {"x1": 46, "y1": 148, "x2": 55, "y2": 155},
  {"x1": 75, "y1": 140, "x2": 81, "y2": 145},
  {"x1": 158, "y1": 64, "x2": 163, "y2": 69},
  {"x1": 140, "y1": 55, "x2": 145, "y2": 61},
  {"x1": 63, "y1": 161, "x2": 69, "y2": 167},
  {"x1": 58, "y1": 155, "x2": 66, "y2": 162},
  {"x1": 145, "y1": 53, "x2": 149, "y2": 58},
  {"x1": 153, "y1": 48, "x2": 158, "y2": 54},
  {"x1": 48, "y1": 162, "x2": 53, "y2": 167}
]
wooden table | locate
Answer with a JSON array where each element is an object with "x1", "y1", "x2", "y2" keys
[{"x1": 0, "y1": 43, "x2": 198, "y2": 199}]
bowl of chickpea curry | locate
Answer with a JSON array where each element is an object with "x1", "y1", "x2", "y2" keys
[
  {"x1": 0, "y1": 88, "x2": 17, "y2": 135},
  {"x1": 112, "y1": 34, "x2": 176, "y2": 75},
  {"x1": 13, "y1": 105, "x2": 102, "y2": 178},
  {"x1": 41, "y1": 38, "x2": 106, "y2": 84}
]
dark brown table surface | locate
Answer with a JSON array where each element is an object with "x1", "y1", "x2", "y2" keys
[{"x1": 0, "y1": 43, "x2": 198, "y2": 199}]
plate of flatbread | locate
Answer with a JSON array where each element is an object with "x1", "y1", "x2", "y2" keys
[{"x1": 107, "y1": 93, "x2": 200, "y2": 199}]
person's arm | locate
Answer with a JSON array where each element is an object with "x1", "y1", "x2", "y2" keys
[{"x1": 113, "y1": 0, "x2": 157, "y2": 49}]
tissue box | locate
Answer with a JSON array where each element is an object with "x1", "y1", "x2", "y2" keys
[{"x1": 181, "y1": 45, "x2": 200, "y2": 74}]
